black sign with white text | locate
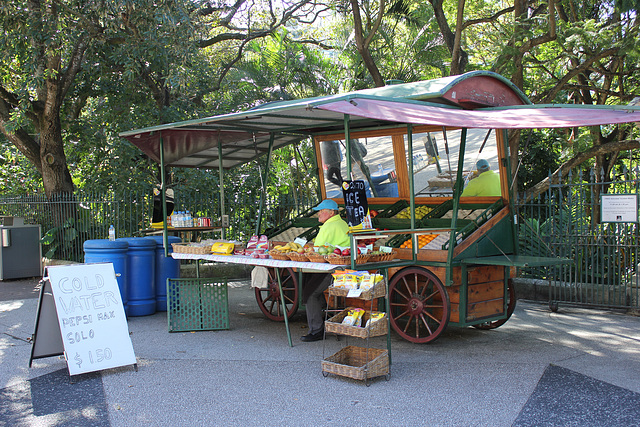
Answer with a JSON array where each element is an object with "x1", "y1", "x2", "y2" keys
[{"x1": 342, "y1": 180, "x2": 368, "y2": 227}]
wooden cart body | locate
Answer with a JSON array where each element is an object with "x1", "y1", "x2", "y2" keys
[{"x1": 121, "y1": 71, "x2": 640, "y2": 343}]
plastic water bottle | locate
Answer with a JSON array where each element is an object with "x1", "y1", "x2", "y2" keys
[
  {"x1": 185, "y1": 211, "x2": 192, "y2": 227},
  {"x1": 108, "y1": 225, "x2": 115, "y2": 241},
  {"x1": 378, "y1": 164, "x2": 383, "y2": 175}
]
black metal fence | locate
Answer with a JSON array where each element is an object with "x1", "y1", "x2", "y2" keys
[
  {"x1": 0, "y1": 185, "x2": 319, "y2": 263},
  {"x1": 3, "y1": 167, "x2": 639, "y2": 310},
  {"x1": 516, "y1": 167, "x2": 640, "y2": 310}
]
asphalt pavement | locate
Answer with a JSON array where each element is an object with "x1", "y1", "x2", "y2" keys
[{"x1": 1, "y1": 276, "x2": 640, "y2": 427}]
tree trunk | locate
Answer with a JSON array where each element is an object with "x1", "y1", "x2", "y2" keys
[
  {"x1": 39, "y1": 112, "x2": 75, "y2": 199},
  {"x1": 350, "y1": 0, "x2": 386, "y2": 87}
]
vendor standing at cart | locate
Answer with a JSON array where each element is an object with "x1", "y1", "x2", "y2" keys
[{"x1": 300, "y1": 199, "x2": 350, "y2": 342}]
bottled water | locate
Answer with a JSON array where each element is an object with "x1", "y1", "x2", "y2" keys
[
  {"x1": 108, "y1": 225, "x2": 115, "y2": 241},
  {"x1": 378, "y1": 164, "x2": 383, "y2": 174}
]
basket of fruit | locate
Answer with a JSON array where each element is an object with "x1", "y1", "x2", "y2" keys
[
  {"x1": 326, "y1": 254, "x2": 350, "y2": 265},
  {"x1": 307, "y1": 253, "x2": 327, "y2": 263},
  {"x1": 369, "y1": 250, "x2": 397, "y2": 263},
  {"x1": 287, "y1": 252, "x2": 309, "y2": 262},
  {"x1": 326, "y1": 254, "x2": 372, "y2": 265},
  {"x1": 268, "y1": 250, "x2": 291, "y2": 261}
]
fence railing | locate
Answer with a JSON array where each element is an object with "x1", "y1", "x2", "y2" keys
[
  {"x1": 0, "y1": 186, "x2": 319, "y2": 263},
  {"x1": 516, "y1": 167, "x2": 640, "y2": 309},
  {"x1": 3, "y1": 167, "x2": 639, "y2": 310}
]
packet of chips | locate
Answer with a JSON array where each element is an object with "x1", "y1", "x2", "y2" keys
[
  {"x1": 341, "y1": 308, "x2": 365, "y2": 326},
  {"x1": 343, "y1": 273, "x2": 360, "y2": 290},
  {"x1": 360, "y1": 274, "x2": 375, "y2": 290},
  {"x1": 365, "y1": 312, "x2": 385, "y2": 328}
]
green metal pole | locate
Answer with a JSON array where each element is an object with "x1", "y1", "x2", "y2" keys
[
  {"x1": 218, "y1": 139, "x2": 226, "y2": 240},
  {"x1": 159, "y1": 135, "x2": 169, "y2": 258},
  {"x1": 407, "y1": 124, "x2": 416, "y2": 263},
  {"x1": 344, "y1": 115, "x2": 352, "y2": 179},
  {"x1": 276, "y1": 268, "x2": 293, "y2": 347},
  {"x1": 446, "y1": 128, "x2": 468, "y2": 286},
  {"x1": 384, "y1": 268, "x2": 392, "y2": 365},
  {"x1": 344, "y1": 116, "x2": 355, "y2": 269},
  {"x1": 502, "y1": 129, "x2": 519, "y2": 255},
  {"x1": 255, "y1": 133, "x2": 276, "y2": 235}
]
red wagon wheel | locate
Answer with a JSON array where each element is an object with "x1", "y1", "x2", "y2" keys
[
  {"x1": 388, "y1": 266, "x2": 450, "y2": 344},
  {"x1": 254, "y1": 267, "x2": 299, "y2": 321},
  {"x1": 473, "y1": 279, "x2": 516, "y2": 330}
]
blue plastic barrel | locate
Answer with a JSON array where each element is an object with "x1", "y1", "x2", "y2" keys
[
  {"x1": 83, "y1": 239, "x2": 129, "y2": 313},
  {"x1": 118, "y1": 237, "x2": 157, "y2": 316},
  {"x1": 147, "y1": 235, "x2": 182, "y2": 311}
]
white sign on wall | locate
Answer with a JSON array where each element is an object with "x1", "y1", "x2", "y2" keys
[
  {"x1": 601, "y1": 194, "x2": 639, "y2": 223},
  {"x1": 45, "y1": 263, "x2": 136, "y2": 376}
]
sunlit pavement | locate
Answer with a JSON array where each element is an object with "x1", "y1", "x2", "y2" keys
[{"x1": 2, "y1": 277, "x2": 640, "y2": 426}]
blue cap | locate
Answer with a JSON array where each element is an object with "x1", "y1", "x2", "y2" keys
[
  {"x1": 476, "y1": 159, "x2": 490, "y2": 172},
  {"x1": 313, "y1": 199, "x2": 339, "y2": 211}
]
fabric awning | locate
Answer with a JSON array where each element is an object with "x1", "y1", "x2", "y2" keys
[
  {"x1": 317, "y1": 98, "x2": 640, "y2": 129},
  {"x1": 121, "y1": 71, "x2": 640, "y2": 169}
]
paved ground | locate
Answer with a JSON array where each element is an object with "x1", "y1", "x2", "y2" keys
[{"x1": 1, "y1": 276, "x2": 640, "y2": 426}]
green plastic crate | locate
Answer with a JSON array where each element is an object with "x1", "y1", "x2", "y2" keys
[{"x1": 167, "y1": 278, "x2": 229, "y2": 332}]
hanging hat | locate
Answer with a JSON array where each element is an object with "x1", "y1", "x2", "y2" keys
[
  {"x1": 313, "y1": 199, "x2": 339, "y2": 211},
  {"x1": 476, "y1": 159, "x2": 490, "y2": 172}
]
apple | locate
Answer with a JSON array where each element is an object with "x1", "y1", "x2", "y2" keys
[
  {"x1": 334, "y1": 248, "x2": 342, "y2": 255},
  {"x1": 341, "y1": 248, "x2": 351, "y2": 256}
]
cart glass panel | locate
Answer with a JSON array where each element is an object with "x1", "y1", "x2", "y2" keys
[
  {"x1": 319, "y1": 137, "x2": 395, "y2": 199},
  {"x1": 405, "y1": 129, "x2": 500, "y2": 198}
]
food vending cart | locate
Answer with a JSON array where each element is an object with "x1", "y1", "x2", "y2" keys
[{"x1": 121, "y1": 70, "x2": 640, "y2": 344}]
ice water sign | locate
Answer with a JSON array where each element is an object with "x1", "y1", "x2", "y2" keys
[
  {"x1": 46, "y1": 263, "x2": 136, "y2": 376},
  {"x1": 342, "y1": 180, "x2": 372, "y2": 228}
]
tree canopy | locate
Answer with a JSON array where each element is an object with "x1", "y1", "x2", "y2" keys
[{"x1": 1, "y1": 0, "x2": 639, "y2": 203}]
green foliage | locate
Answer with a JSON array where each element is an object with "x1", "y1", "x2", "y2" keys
[
  {"x1": 41, "y1": 216, "x2": 83, "y2": 261},
  {"x1": 0, "y1": 144, "x2": 42, "y2": 194},
  {"x1": 517, "y1": 130, "x2": 561, "y2": 192}
]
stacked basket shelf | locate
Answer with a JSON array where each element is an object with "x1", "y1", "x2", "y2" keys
[{"x1": 321, "y1": 279, "x2": 390, "y2": 385}]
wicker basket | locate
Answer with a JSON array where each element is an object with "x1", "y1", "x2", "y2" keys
[
  {"x1": 328, "y1": 279, "x2": 386, "y2": 300},
  {"x1": 268, "y1": 250, "x2": 291, "y2": 261},
  {"x1": 306, "y1": 253, "x2": 327, "y2": 263},
  {"x1": 326, "y1": 254, "x2": 371, "y2": 265},
  {"x1": 287, "y1": 252, "x2": 309, "y2": 262},
  {"x1": 368, "y1": 251, "x2": 397, "y2": 263},
  {"x1": 326, "y1": 255, "x2": 350, "y2": 265},
  {"x1": 171, "y1": 243, "x2": 212, "y2": 254},
  {"x1": 325, "y1": 309, "x2": 388, "y2": 338},
  {"x1": 322, "y1": 346, "x2": 389, "y2": 381}
]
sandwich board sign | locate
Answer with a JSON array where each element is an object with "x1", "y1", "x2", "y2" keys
[{"x1": 30, "y1": 263, "x2": 136, "y2": 377}]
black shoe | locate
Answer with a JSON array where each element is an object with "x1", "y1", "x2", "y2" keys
[{"x1": 300, "y1": 330, "x2": 324, "y2": 342}]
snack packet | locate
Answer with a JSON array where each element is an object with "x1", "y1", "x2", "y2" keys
[
  {"x1": 365, "y1": 312, "x2": 385, "y2": 328},
  {"x1": 360, "y1": 274, "x2": 375, "y2": 290},
  {"x1": 343, "y1": 273, "x2": 360, "y2": 290},
  {"x1": 341, "y1": 308, "x2": 365, "y2": 326}
]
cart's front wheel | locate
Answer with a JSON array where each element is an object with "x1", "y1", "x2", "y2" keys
[
  {"x1": 254, "y1": 267, "x2": 299, "y2": 321},
  {"x1": 473, "y1": 279, "x2": 516, "y2": 330},
  {"x1": 388, "y1": 267, "x2": 450, "y2": 344}
]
